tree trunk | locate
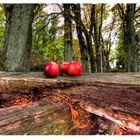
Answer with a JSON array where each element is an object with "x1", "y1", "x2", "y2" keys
[
  {"x1": 81, "y1": 22, "x2": 95, "y2": 73},
  {"x1": 135, "y1": 34, "x2": 140, "y2": 70},
  {"x1": 63, "y1": 4, "x2": 72, "y2": 62},
  {"x1": 91, "y1": 4, "x2": 104, "y2": 73},
  {"x1": 104, "y1": 52, "x2": 110, "y2": 72},
  {"x1": 91, "y1": 5, "x2": 100, "y2": 72},
  {"x1": 86, "y1": 34, "x2": 95, "y2": 73},
  {"x1": 4, "y1": 4, "x2": 36, "y2": 72},
  {"x1": 125, "y1": 4, "x2": 139, "y2": 72},
  {"x1": 99, "y1": 4, "x2": 104, "y2": 73},
  {"x1": 80, "y1": 5, "x2": 96, "y2": 73},
  {"x1": 72, "y1": 4, "x2": 89, "y2": 73}
]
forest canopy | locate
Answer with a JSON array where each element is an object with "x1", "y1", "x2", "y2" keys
[{"x1": 0, "y1": 3, "x2": 139, "y2": 72}]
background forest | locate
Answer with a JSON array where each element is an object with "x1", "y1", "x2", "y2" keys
[{"x1": 0, "y1": 3, "x2": 140, "y2": 73}]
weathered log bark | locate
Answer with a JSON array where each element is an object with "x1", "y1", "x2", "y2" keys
[
  {"x1": 0, "y1": 100, "x2": 72, "y2": 135},
  {"x1": 57, "y1": 82, "x2": 140, "y2": 133}
]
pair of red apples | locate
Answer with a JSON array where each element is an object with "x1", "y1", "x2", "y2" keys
[{"x1": 43, "y1": 61, "x2": 82, "y2": 77}]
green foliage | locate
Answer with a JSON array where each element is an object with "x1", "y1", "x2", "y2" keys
[
  {"x1": 31, "y1": 4, "x2": 64, "y2": 71},
  {"x1": 115, "y1": 27, "x2": 125, "y2": 70},
  {"x1": 95, "y1": 4, "x2": 109, "y2": 31},
  {"x1": 0, "y1": 5, "x2": 5, "y2": 48},
  {"x1": 0, "y1": 5, "x2": 5, "y2": 70},
  {"x1": 42, "y1": 37, "x2": 64, "y2": 65},
  {"x1": 72, "y1": 38, "x2": 80, "y2": 61}
]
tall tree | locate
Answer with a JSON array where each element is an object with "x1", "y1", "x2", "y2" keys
[
  {"x1": 117, "y1": 4, "x2": 139, "y2": 72},
  {"x1": 125, "y1": 4, "x2": 139, "y2": 72},
  {"x1": 4, "y1": 4, "x2": 36, "y2": 72},
  {"x1": 72, "y1": 4, "x2": 89, "y2": 73},
  {"x1": 72, "y1": 4, "x2": 96, "y2": 73},
  {"x1": 63, "y1": 4, "x2": 72, "y2": 62},
  {"x1": 102, "y1": 6, "x2": 119, "y2": 72},
  {"x1": 99, "y1": 4, "x2": 104, "y2": 73},
  {"x1": 91, "y1": 4, "x2": 104, "y2": 72},
  {"x1": 81, "y1": 4, "x2": 95, "y2": 73}
]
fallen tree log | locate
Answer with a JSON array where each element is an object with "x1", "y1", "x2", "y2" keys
[
  {"x1": 0, "y1": 72, "x2": 140, "y2": 135},
  {"x1": 0, "y1": 100, "x2": 72, "y2": 135}
]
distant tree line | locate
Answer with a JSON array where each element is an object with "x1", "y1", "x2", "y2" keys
[{"x1": 0, "y1": 3, "x2": 139, "y2": 72}]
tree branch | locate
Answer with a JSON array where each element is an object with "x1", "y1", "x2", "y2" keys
[
  {"x1": 47, "y1": 12, "x2": 63, "y2": 17},
  {"x1": 89, "y1": 4, "x2": 95, "y2": 35},
  {"x1": 117, "y1": 4, "x2": 125, "y2": 20},
  {"x1": 70, "y1": 10, "x2": 89, "y2": 38},
  {"x1": 135, "y1": 6, "x2": 140, "y2": 13},
  {"x1": 35, "y1": 12, "x2": 62, "y2": 34},
  {"x1": 70, "y1": 5, "x2": 86, "y2": 34},
  {"x1": 109, "y1": 57, "x2": 117, "y2": 62},
  {"x1": 135, "y1": 14, "x2": 140, "y2": 19},
  {"x1": 57, "y1": 4, "x2": 64, "y2": 13},
  {"x1": 135, "y1": 18, "x2": 140, "y2": 26}
]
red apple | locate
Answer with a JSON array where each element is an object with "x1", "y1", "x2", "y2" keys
[
  {"x1": 60, "y1": 62, "x2": 69, "y2": 74},
  {"x1": 43, "y1": 61, "x2": 59, "y2": 77},
  {"x1": 67, "y1": 61, "x2": 82, "y2": 76}
]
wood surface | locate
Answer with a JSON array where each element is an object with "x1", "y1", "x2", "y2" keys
[{"x1": 0, "y1": 72, "x2": 140, "y2": 134}]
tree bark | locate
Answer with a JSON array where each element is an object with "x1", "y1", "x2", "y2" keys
[
  {"x1": 85, "y1": 33, "x2": 95, "y2": 73},
  {"x1": 61, "y1": 82, "x2": 140, "y2": 132},
  {"x1": 4, "y1": 4, "x2": 36, "y2": 72},
  {"x1": 91, "y1": 5, "x2": 101, "y2": 72},
  {"x1": 103, "y1": 46, "x2": 111, "y2": 72},
  {"x1": 63, "y1": 4, "x2": 72, "y2": 62},
  {"x1": 125, "y1": 4, "x2": 139, "y2": 72},
  {"x1": 0, "y1": 101, "x2": 72, "y2": 135}
]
